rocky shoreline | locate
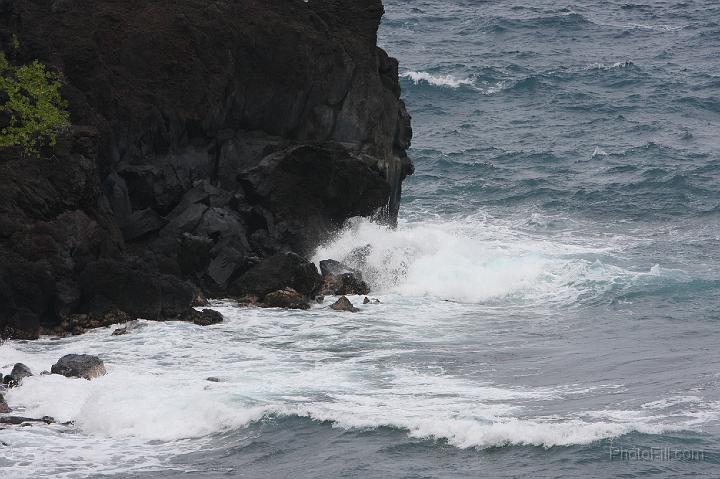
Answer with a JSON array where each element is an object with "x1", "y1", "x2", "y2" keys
[
  {"x1": 0, "y1": 355, "x2": 107, "y2": 427},
  {"x1": 0, "y1": 0, "x2": 412, "y2": 339}
]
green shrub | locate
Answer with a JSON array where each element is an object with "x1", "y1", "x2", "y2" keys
[{"x1": 0, "y1": 50, "x2": 70, "y2": 157}]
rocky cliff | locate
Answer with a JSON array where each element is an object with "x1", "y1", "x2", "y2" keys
[{"x1": 0, "y1": 0, "x2": 412, "y2": 339}]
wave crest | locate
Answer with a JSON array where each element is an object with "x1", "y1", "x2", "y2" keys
[{"x1": 401, "y1": 71, "x2": 474, "y2": 88}]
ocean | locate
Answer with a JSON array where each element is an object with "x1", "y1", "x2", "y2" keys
[{"x1": 2, "y1": 0, "x2": 720, "y2": 477}]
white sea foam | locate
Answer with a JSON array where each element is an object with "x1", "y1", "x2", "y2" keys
[
  {"x1": 0, "y1": 215, "x2": 712, "y2": 477},
  {"x1": 1, "y1": 295, "x2": 717, "y2": 476},
  {"x1": 401, "y1": 71, "x2": 474, "y2": 88},
  {"x1": 586, "y1": 61, "x2": 634, "y2": 71},
  {"x1": 312, "y1": 216, "x2": 657, "y2": 304},
  {"x1": 292, "y1": 411, "x2": 678, "y2": 449},
  {"x1": 592, "y1": 145, "x2": 608, "y2": 157},
  {"x1": 401, "y1": 71, "x2": 508, "y2": 95}
]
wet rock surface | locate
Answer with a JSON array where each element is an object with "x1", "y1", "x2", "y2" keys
[
  {"x1": 319, "y1": 259, "x2": 371, "y2": 296},
  {"x1": 51, "y1": 354, "x2": 107, "y2": 379},
  {"x1": 181, "y1": 309, "x2": 224, "y2": 327},
  {"x1": 3, "y1": 363, "x2": 32, "y2": 387},
  {"x1": 330, "y1": 296, "x2": 360, "y2": 313},
  {"x1": 0, "y1": 415, "x2": 56, "y2": 425},
  {"x1": 263, "y1": 288, "x2": 311, "y2": 310},
  {"x1": 230, "y1": 253, "x2": 322, "y2": 299},
  {"x1": 0, "y1": 0, "x2": 411, "y2": 339}
]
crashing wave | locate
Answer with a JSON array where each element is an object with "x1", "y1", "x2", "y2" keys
[{"x1": 401, "y1": 71, "x2": 474, "y2": 88}]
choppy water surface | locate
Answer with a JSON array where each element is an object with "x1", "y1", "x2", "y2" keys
[{"x1": 2, "y1": 1, "x2": 720, "y2": 477}]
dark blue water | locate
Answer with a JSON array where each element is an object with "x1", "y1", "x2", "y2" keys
[{"x1": 3, "y1": 1, "x2": 720, "y2": 478}]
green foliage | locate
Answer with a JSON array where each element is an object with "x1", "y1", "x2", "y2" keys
[{"x1": 0, "y1": 50, "x2": 70, "y2": 156}]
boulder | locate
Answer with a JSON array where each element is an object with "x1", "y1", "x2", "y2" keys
[
  {"x1": 330, "y1": 296, "x2": 359, "y2": 312},
  {"x1": 181, "y1": 308, "x2": 224, "y2": 326},
  {"x1": 0, "y1": 393, "x2": 10, "y2": 413},
  {"x1": 229, "y1": 252, "x2": 322, "y2": 298},
  {"x1": 319, "y1": 259, "x2": 370, "y2": 295},
  {"x1": 263, "y1": 288, "x2": 310, "y2": 310},
  {"x1": 3, "y1": 363, "x2": 32, "y2": 387},
  {"x1": 205, "y1": 245, "x2": 246, "y2": 288},
  {"x1": 319, "y1": 259, "x2": 358, "y2": 278},
  {"x1": 51, "y1": 354, "x2": 107, "y2": 379},
  {"x1": 120, "y1": 208, "x2": 167, "y2": 241}
]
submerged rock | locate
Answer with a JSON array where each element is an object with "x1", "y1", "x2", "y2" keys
[
  {"x1": 111, "y1": 327, "x2": 128, "y2": 336},
  {"x1": 51, "y1": 354, "x2": 107, "y2": 380},
  {"x1": 330, "y1": 296, "x2": 359, "y2": 313},
  {"x1": 3, "y1": 363, "x2": 32, "y2": 387},
  {"x1": 263, "y1": 288, "x2": 310, "y2": 310}
]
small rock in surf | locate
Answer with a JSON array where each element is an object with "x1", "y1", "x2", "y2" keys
[
  {"x1": 51, "y1": 354, "x2": 107, "y2": 380},
  {"x1": 263, "y1": 288, "x2": 310, "y2": 310},
  {"x1": 3, "y1": 363, "x2": 32, "y2": 387},
  {"x1": 330, "y1": 296, "x2": 359, "y2": 312}
]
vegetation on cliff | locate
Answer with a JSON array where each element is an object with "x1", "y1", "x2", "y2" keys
[{"x1": 0, "y1": 50, "x2": 70, "y2": 156}]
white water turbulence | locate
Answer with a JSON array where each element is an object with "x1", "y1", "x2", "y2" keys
[
  {"x1": 401, "y1": 70, "x2": 474, "y2": 88},
  {"x1": 2, "y1": 214, "x2": 719, "y2": 478},
  {"x1": 312, "y1": 215, "x2": 671, "y2": 306}
]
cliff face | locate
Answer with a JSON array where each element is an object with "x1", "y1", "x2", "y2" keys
[{"x1": 0, "y1": 0, "x2": 412, "y2": 338}]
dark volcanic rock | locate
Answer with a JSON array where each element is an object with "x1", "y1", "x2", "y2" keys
[
  {"x1": 51, "y1": 310, "x2": 134, "y2": 336},
  {"x1": 0, "y1": 394, "x2": 9, "y2": 413},
  {"x1": 3, "y1": 363, "x2": 32, "y2": 387},
  {"x1": 181, "y1": 308, "x2": 224, "y2": 326},
  {"x1": 120, "y1": 208, "x2": 166, "y2": 241},
  {"x1": 319, "y1": 259, "x2": 358, "y2": 279},
  {"x1": 229, "y1": 253, "x2": 322, "y2": 299},
  {"x1": 319, "y1": 259, "x2": 370, "y2": 295},
  {"x1": 263, "y1": 288, "x2": 311, "y2": 310},
  {"x1": 51, "y1": 354, "x2": 107, "y2": 379},
  {"x1": 0, "y1": 415, "x2": 55, "y2": 425},
  {"x1": 0, "y1": 0, "x2": 412, "y2": 339},
  {"x1": 78, "y1": 260, "x2": 194, "y2": 321},
  {"x1": 330, "y1": 296, "x2": 359, "y2": 313}
]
